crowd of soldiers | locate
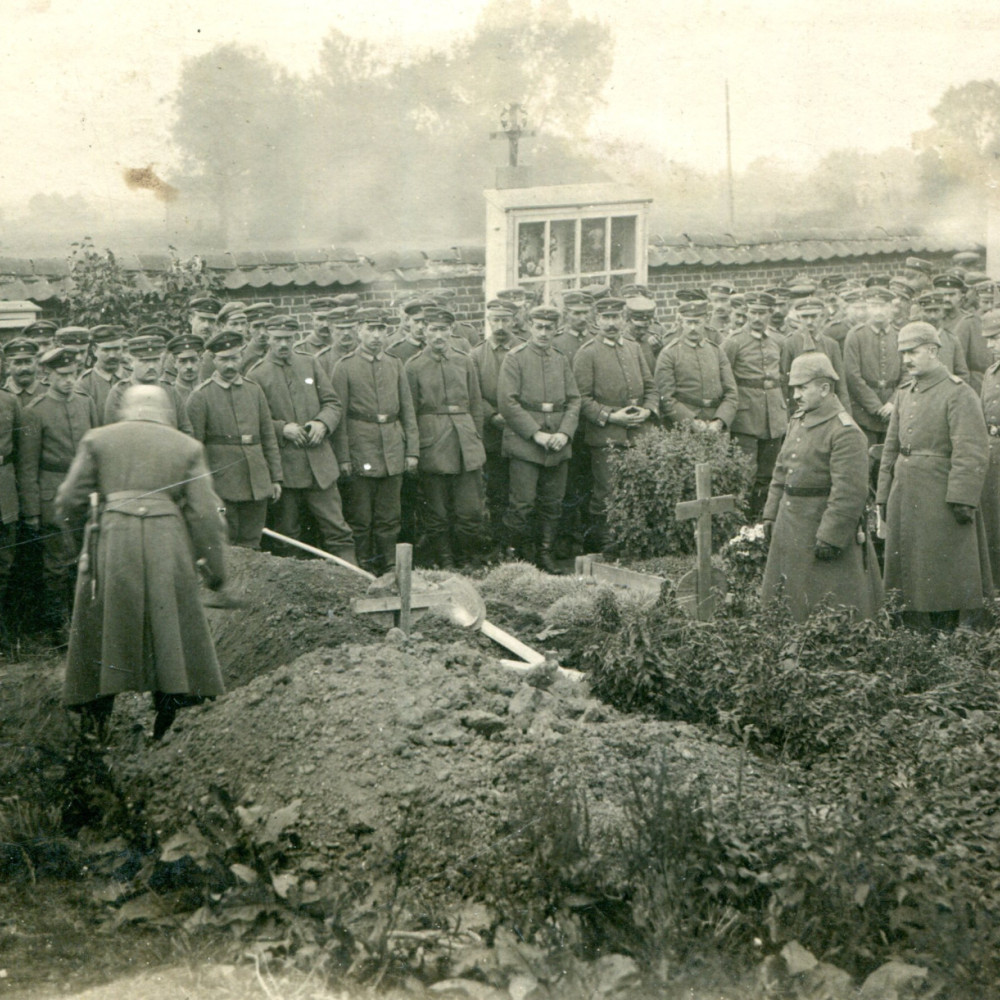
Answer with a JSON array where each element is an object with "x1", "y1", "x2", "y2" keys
[{"x1": 1, "y1": 247, "x2": 998, "y2": 652}]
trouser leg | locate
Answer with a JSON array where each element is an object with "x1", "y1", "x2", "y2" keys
[
  {"x1": 372, "y1": 475, "x2": 403, "y2": 575},
  {"x1": 453, "y1": 468, "x2": 487, "y2": 567},
  {"x1": 302, "y1": 483, "x2": 354, "y2": 559},
  {"x1": 420, "y1": 473, "x2": 453, "y2": 567},
  {"x1": 557, "y1": 435, "x2": 591, "y2": 555},
  {"x1": 586, "y1": 447, "x2": 614, "y2": 551},
  {"x1": 225, "y1": 499, "x2": 269, "y2": 549},
  {"x1": 344, "y1": 476, "x2": 377, "y2": 573},
  {"x1": 536, "y1": 463, "x2": 568, "y2": 573},
  {"x1": 505, "y1": 459, "x2": 541, "y2": 559},
  {"x1": 483, "y1": 451, "x2": 510, "y2": 551},
  {"x1": 40, "y1": 500, "x2": 79, "y2": 631},
  {"x1": 398, "y1": 471, "x2": 422, "y2": 547}
]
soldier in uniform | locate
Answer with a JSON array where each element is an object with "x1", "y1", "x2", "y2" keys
[
  {"x1": 21, "y1": 321, "x2": 57, "y2": 360},
  {"x1": 573, "y1": 297, "x2": 658, "y2": 553},
  {"x1": 186, "y1": 329, "x2": 283, "y2": 549},
  {"x1": 472, "y1": 300, "x2": 523, "y2": 558},
  {"x1": 496, "y1": 288, "x2": 532, "y2": 339},
  {"x1": 188, "y1": 294, "x2": 221, "y2": 381},
  {"x1": 104, "y1": 329, "x2": 193, "y2": 433},
  {"x1": 315, "y1": 307, "x2": 361, "y2": 379},
  {"x1": 723, "y1": 297, "x2": 788, "y2": 518},
  {"x1": 877, "y1": 322, "x2": 991, "y2": 631},
  {"x1": 779, "y1": 297, "x2": 850, "y2": 408},
  {"x1": 933, "y1": 273, "x2": 990, "y2": 392},
  {"x1": 978, "y1": 309, "x2": 1000, "y2": 590},
  {"x1": 553, "y1": 291, "x2": 594, "y2": 362},
  {"x1": 654, "y1": 299, "x2": 738, "y2": 431},
  {"x1": 622, "y1": 297, "x2": 658, "y2": 370},
  {"x1": 3, "y1": 337, "x2": 43, "y2": 404},
  {"x1": 843, "y1": 292, "x2": 901, "y2": 447},
  {"x1": 57, "y1": 385, "x2": 227, "y2": 742},
  {"x1": 167, "y1": 333, "x2": 206, "y2": 406},
  {"x1": 387, "y1": 298, "x2": 432, "y2": 363},
  {"x1": 75, "y1": 325, "x2": 125, "y2": 419},
  {"x1": 55, "y1": 327, "x2": 91, "y2": 374},
  {"x1": 430, "y1": 288, "x2": 482, "y2": 349},
  {"x1": 330, "y1": 308, "x2": 419, "y2": 576},
  {"x1": 498, "y1": 306, "x2": 580, "y2": 572},
  {"x1": 916, "y1": 292, "x2": 971, "y2": 381},
  {"x1": 296, "y1": 297, "x2": 337, "y2": 357},
  {"x1": 707, "y1": 282, "x2": 735, "y2": 339},
  {"x1": 19, "y1": 346, "x2": 100, "y2": 634},
  {"x1": 405, "y1": 308, "x2": 486, "y2": 567},
  {"x1": 0, "y1": 378, "x2": 25, "y2": 648},
  {"x1": 239, "y1": 302, "x2": 277, "y2": 373},
  {"x1": 247, "y1": 314, "x2": 355, "y2": 563},
  {"x1": 761, "y1": 352, "x2": 881, "y2": 621}
]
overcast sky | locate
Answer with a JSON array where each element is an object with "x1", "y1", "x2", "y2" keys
[{"x1": 2, "y1": 0, "x2": 999, "y2": 217}]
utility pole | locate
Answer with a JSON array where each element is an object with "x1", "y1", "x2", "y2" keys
[{"x1": 725, "y1": 80, "x2": 735, "y2": 229}]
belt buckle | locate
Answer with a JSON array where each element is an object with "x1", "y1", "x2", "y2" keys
[
  {"x1": 763, "y1": 379, "x2": 775, "y2": 388},
  {"x1": 628, "y1": 398, "x2": 639, "y2": 406},
  {"x1": 701, "y1": 399, "x2": 712, "y2": 408},
  {"x1": 900, "y1": 445, "x2": 911, "y2": 456},
  {"x1": 991, "y1": 426, "x2": 1000, "y2": 437},
  {"x1": 540, "y1": 402, "x2": 554, "y2": 413},
  {"x1": 376, "y1": 414, "x2": 388, "y2": 424},
  {"x1": 447, "y1": 404, "x2": 460, "y2": 413},
  {"x1": 240, "y1": 434, "x2": 253, "y2": 445},
  {"x1": 877, "y1": 380, "x2": 887, "y2": 389}
]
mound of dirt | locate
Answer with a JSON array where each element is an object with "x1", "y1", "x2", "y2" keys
[{"x1": 127, "y1": 633, "x2": 808, "y2": 891}]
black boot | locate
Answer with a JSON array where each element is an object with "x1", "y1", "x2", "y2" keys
[{"x1": 536, "y1": 526, "x2": 561, "y2": 575}]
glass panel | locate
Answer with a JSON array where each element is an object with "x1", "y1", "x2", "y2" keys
[
  {"x1": 548, "y1": 220, "x2": 576, "y2": 278},
  {"x1": 581, "y1": 218, "x2": 607, "y2": 273},
  {"x1": 610, "y1": 216, "x2": 637, "y2": 270},
  {"x1": 517, "y1": 222, "x2": 545, "y2": 279},
  {"x1": 548, "y1": 278, "x2": 575, "y2": 305},
  {"x1": 609, "y1": 272, "x2": 637, "y2": 294},
  {"x1": 519, "y1": 279, "x2": 545, "y2": 304}
]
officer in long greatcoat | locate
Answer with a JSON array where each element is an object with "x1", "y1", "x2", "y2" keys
[
  {"x1": 331, "y1": 308, "x2": 419, "y2": 576},
  {"x1": 762, "y1": 353, "x2": 882, "y2": 621},
  {"x1": 498, "y1": 306, "x2": 580, "y2": 573},
  {"x1": 186, "y1": 330, "x2": 283, "y2": 548},
  {"x1": 247, "y1": 314, "x2": 355, "y2": 562},
  {"x1": 58, "y1": 385, "x2": 227, "y2": 741},
  {"x1": 877, "y1": 322, "x2": 991, "y2": 630},
  {"x1": 405, "y1": 308, "x2": 486, "y2": 567}
]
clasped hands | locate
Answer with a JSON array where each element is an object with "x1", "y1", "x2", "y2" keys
[
  {"x1": 282, "y1": 420, "x2": 327, "y2": 447},
  {"x1": 532, "y1": 430, "x2": 569, "y2": 452}
]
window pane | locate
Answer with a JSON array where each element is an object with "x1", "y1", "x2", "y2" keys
[
  {"x1": 581, "y1": 218, "x2": 606, "y2": 273},
  {"x1": 518, "y1": 222, "x2": 545, "y2": 278},
  {"x1": 548, "y1": 278, "x2": 575, "y2": 305},
  {"x1": 610, "y1": 217, "x2": 637, "y2": 270},
  {"x1": 548, "y1": 220, "x2": 576, "y2": 277},
  {"x1": 610, "y1": 273, "x2": 637, "y2": 294}
]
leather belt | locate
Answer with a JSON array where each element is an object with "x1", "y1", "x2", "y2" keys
[
  {"x1": 736, "y1": 377, "x2": 780, "y2": 389},
  {"x1": 675, "y1": 392, "x2": 722, "y2": 410},
  {"x1": 206, "y1": 433, "x2": 259, "y2": 445},
  {"x1": 899, "y1": 445, "x2": 950, "y2": 457},
  {"x1": 349, "y1": 411, "x2": 399, "y2": 424},
  {"x1": 419, "y1": 405, "x2": 468, "y2": 415},
  {"x1": 521, "y1": 402, "x2": 566, "y2": 413},
  {"x1": 864, "y1": 377, "x2": 894, "y2": 391},
  {"x1": 104, "y1": 491, "x2": 178, "y2": 516},
  {"x1": 784, "y1": 485, "x2": 831, "y2": 497}
]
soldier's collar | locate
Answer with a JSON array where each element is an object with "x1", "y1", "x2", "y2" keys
[
  {"x1": 358, "y1": 348, "x2": 384, "y2": 361},
  {"x1": 93, "y1": 366, "x2": 116, "y2": 382},
  {"x1": 210, "y1": 371, "x2": 244, "y2": 388},
  {"x1": 909, "y1": 364, "x2": 950, "y2": 391},
  {"x1": 799, "y1": 395, "x2": 842, "y2": 428},
  {"x1": 600, "y1": 336, "x2": 622, "y2": 347}
]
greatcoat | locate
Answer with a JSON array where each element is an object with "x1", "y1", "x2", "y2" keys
[
  {"x1": 980, "y1": 361, "x2": 1000, "y2": 589},
  {"x1": 762, "y1": 394, "x2": 882, "y2": 620},
  {"x1": 57, "y1": 418, "x2": 227, "y2": 707},
  {"x1": 876, "y1": 363, "x2": 991, "y2": 611}
]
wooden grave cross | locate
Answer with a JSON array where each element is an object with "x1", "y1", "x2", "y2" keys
[{"x1": 674, "y1": 462, "x2": 735, "y2": 620}]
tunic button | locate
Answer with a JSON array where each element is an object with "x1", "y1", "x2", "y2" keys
[{"x1": 138, "y1": 506, "x2": 148, "y2": 515}]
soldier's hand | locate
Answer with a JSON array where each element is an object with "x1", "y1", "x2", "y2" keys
[
  {"x1": 532, "y1": 430, "x2": 553, "y2": 449},
  {"x1": 608, "y1": 408, "x2": 635, "y2": 426},
  {"x1": 877, "y1": 402, "x2": 894, "y2": 420},
  {"x1": 949, "y1": 503, "x2": 976, "y2": 525},
  {"x1": 271, "y1": 483, "x2": 283, "y2": 502},
  {"x1": 340, "y1": 463, "x2": 352, "y2": 478},
  {"x1": 490, "y1": 413, "x2": 505, "y2": 427},
  {"x1": 708, "y1": 419, "x2": 725, "y2": 433},
  {"x1": 283, "y1": 422, "x2": 308, "y2": 446},
  {"x1": 814, "y1": 540, "x2": 842, "y2": 561},
  {"x1": 691, "y1": 419, "x2": 708, "y2": 431},
  {"x1": 405, "y1": 456, "x2": 419, "y2": 473},
  {"x1": 304, "y1": 420, "x2": 326, "y2": 446},
  {"x1": 762, "y1": 520, "x2": 773, "y2": 544},
  {"x1": 23, "y1": 516, "x2": 40, "y2": 532},
  {"x1": 548, "y1": 432, "x2": 569, "y2": 451}
]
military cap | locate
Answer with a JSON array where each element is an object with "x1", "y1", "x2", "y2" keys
[
  {"x1": 579, "y1": 283, "x2": 610, "y2": 300},
  {"x1": 244, "y1": 302, "x2": 276, "y2": 323},
  {"x1": 126, "y1": 330, "x2": 169, "y2": 357},
  {"x1": 788, "y1": 351, "x2": 840, "y2": 386},
  {"x1": 863, "y1": 275, "x2": 890, "y2": 288},
  {"x1": 355, "y1": 307, "x2": 388, "y2": 325},
  {"x1": 424, "y1": 308, "x2": 455, "y2": 325},
  {"x1": 166, "y1": 333, "x2": 205, "y2": 354},
  {"x1": 89, "y1": 324, "x2": 127, "y2": 343},
  {"x1": 309, "y1": 297, "x2": 338, "y2": 312},
  {"x1": 897, "y1": 321, "x2": 941, "y2": 351},
  {"x1": 917, "y1": 290, "x2": 947, "y2": 307},
  {"x1": 497, "y1": 287, "x2": 529, "y2": 302},
  {"x1": 743, "y1": 292, "x2": 776, "y2": 309},
  {"x1": 205, "y1": 330, "x2": 245, "y2": 354},
  {"x1": 332, "y1": 293, "x2": 360, "y2": 309},
  {"x1": 188, "y1": 295, "x2": 222, "y2": 316},
  {"x1": 594, "y1": 297, "x2": 626, "y2": 315},
  {"x1": 22, "y1": 320, "x2": 58, "y2": 338},
  {"x1": 932, "y1": 273, "x2": 966, "y2": 290},
  {"x1": 765, "y1": 286, "x2": 791, "y2": 300},
  {"x1": 964, "y1": 271, "x2": 991, "y2": 287},
  {"x1": 626, "y1": 297, "x2": 656, "y2": 314},
  {"x1": 39, "y1": 346, "x2": 80, "y2": 370},
  {"x1": 264, "y1": 314, "x2": 300, "y2": 331},
  {"x1": 676, "y1": 288, "x2": 708, "y2": 303},
  {"x1": 328, "y1": 306, "x2": 360, "y2": 326},
  {"x1": 3, "y1": 338, "x2": 39, "y2": 358},
  {"x1": 402, "y1": 297, "x2": 436, "y2": 316},
  {"x1": 953, "y1": 251, "x2": 982, "y2": 268},
  {"x1": 888, "y1": 276, "x2": 920, "y2": 297},
  {"x1": 529, "y1": 306, "x2": 560, "y2": 324},
  {"x1": 620, "y1": 283, "x2": 653, "y2": 299},
  {"x1": 820, "y1": 275, "x2": 847, "y2": 290},
  {"x1": 840, "y1": 286, "x2": 866, "y2": 303},
  {"x1": 786, "y1": 281, "x2": 818, "y2": 299},
  {"x1": 864, "y1": 286, "x2": 895, "y2": 302},
  {"x1": 561, "y1": 290, "x2": 594, "y2": 307},
  {"x1": 677, "y1": 300, "x2": 709, "y2": 318},
  {"x1": 217, "y1": 301, "x2": 247, "y2": 321},
  {"x1": 791, "y1": 297, "x2": 825, "y2": 314},
  {"x1": 430, "y1": 288, "x2": 457, "y2": 302},
  {"x1": 730, "y1": 294, "x2": 747, "y2": 309},
  {"x1": 981, "y1": 309, "x2": 1000, "y2": 337},
  {"x1": 486, "y1": 298, "x2": 517, "y2": 314},
  {"x1": 56, "y1": 326, "x2": 90, "y2": 347},
  {"x1": 707, "y1": 281, "x2": 735, "y2": 296},
  {"x1": 904, "y1": 257, "x2": 934, "y2": 275}
]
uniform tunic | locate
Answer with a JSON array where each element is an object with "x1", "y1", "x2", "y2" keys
[
  {"x1": 980, "y1": 361, "x2": 1000, "y2": 589},
  {"x1": 185, "y1": 373, "x2": 283, "y2": 502},
  {"x1": 722, "y1": 330, "x2": 788, "y2": 440},
  {"x1": 552, "y1": 328, "x2": 590, "y2": 366},
  {"x1": 0, "y1": 391, "x2": 24, "y2": 590},
  {"x1": 946, "y1": 312, "x2": 990, "y2": 392},
  {"x1": 843, "y1": 324, "x2": 900, "y2": 436},
  {"x1": 762, "y1": 395, "x2": 882, "y2": 620},
  {"x1": 4, "y1": 379, "x2": 41, "y2": 406},
  {"x1": 876, "y1": 364, "x2": 990, "y2": 611},
  {"x1": 75, "y1": 367, "x2": 119, "y2": 423},
  {"x1": 778, "y1": 330, "x2": 851, "y2": 409},
  {"x1": 316, "y1": 342, "x2": 357, "y2": 381},
  {"x1": 57, "y1": 419, "x2": 226, "y2": 707},
  {"x1": 654, "y1": 335, "x2": 739, "y2": 427}
]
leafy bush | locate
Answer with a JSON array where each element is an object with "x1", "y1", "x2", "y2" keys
[{"x1": 606, "y1": 426, "x2": 754, "y2": 557}]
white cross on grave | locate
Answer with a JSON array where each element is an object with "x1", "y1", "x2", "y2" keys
[{"x1": 674, "y1": 462, "x2": 735, "y2": 620}]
